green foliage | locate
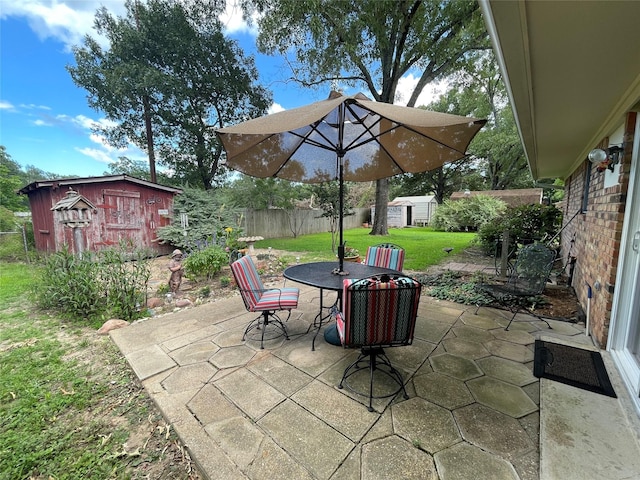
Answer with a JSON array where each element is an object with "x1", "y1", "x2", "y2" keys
[
  {"x1": 311, "y1": 181, "x2": 355, "y2": 252},
  {"x1": 156, "y1": 186, "x2": 244, "y2": 250},
  {"x1": 431, "y1": 195, "x2": 507, "y2": 232},
  {"x1": 183, "y1": 245, "x2": 228, "y2": 281},
  {"x1": 476, "y1": 204, "x2": 563, "y2": 254},
  {"x1": 97, "y1": 244, "x2": 151, "y2": 321},
  {"x1": 69, "y1": 1, "x2": 271, "y2": 189},
  {"x1": 35, "y1": 247, "x2": 106, "y2": 321},
  {"x1": 0, "y1": 145, "x2": 29, "y2": 211},
  {"x1": 33, "y1": 243, "x2": 151, "y2": 324},
  {"x1": 417, "y1": 271, "x2": 493, "y2": 305}
]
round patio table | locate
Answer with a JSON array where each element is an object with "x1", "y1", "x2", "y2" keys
[{"x1": 284, "y1": 261, "x2": 401, "y2": 350}]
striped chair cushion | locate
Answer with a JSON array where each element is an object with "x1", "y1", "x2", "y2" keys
[
  {"x1": 231, "y1": 255, "x2": 299, "y2": 312},
  {"x1": 253, "y1": 288, "x2": 299, "y2": 311},
  {"x1": 364, "y1": 246, "x2": 405, "y2": 271},
  {"x1": 337, "y1": 275, "x2": 420, "y2": 347},
  {"x1": 230, "y1": 255, "x2": 264, "y2": 309}
]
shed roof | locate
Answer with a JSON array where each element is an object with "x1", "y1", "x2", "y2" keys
[
  {"x1": 392, "y1": 195, "x2": 437, "y2": 204},
  {"x1": 18, "y1": 175, "x2": 182, "y2": 195}
]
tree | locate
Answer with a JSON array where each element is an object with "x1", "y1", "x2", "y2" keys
[
  {"x1": 69, "y1": 0, "x2": 271, "y2": 189},
  {"x1": 0, "y1": 146, "x2": 28, "y2": 212},
  {"x1": 427, "y1": 52, "x2": 533, "y2": 190},
  {"x1": 244, "y1": 0, "x2": 489, "y2": 234}
]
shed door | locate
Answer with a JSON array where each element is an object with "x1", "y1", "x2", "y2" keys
[{"x1": 101, "y1": 189, "x2": 140, "y2": 245}]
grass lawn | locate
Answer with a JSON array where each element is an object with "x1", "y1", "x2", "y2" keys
[
  {"x1": 253, "y1": 227, "x2": 477, "y2": 271},
  {"x1": 0, "y1": 262, "x2": 199, "y2": 479}
]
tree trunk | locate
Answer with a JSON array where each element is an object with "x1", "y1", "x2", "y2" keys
[
  {"x1": 370, "y1": 177, "x2": 389, "y2": 235},
  {"x1": 143, "y1": 95, "x2": 157, "y2": 183}
]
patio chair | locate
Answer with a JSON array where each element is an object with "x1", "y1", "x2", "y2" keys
[
  {"x1": 230, "y1": 255, "x2": 299, "y2": 349},
  {"x1": 334, "y1": 274, "x2": 421, "y2": 411},
  {"x1": 363, "y1": 243, "x2": 405, "y2": 271},
  {"x1": 474, "y1": 242, "x2": 556, "y2": 331}
]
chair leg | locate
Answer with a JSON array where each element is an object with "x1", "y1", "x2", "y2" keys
[
  {"x1": 338, "y1": 347, "x2": 408, "y2": 412},
  {"x1": 243, "y1": 311, "x2": 290, "y2": 349}
]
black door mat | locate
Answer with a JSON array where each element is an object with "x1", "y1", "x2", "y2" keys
[{"x1": 534, "y1": 339, "x2": 617, "y2": 398}]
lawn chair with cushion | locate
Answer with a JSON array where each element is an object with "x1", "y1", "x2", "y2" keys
[
  {"x1": 475, "y1": 242, "x2": 555, "y2": 331},
  {"x1": 230, "y1": 255, "x2": 299, "y2": 349},
  {"x1": 334, "y1": 274, "x2": 421, "y2": 411},
  {"x1": 363, "y1": 243, "x2": 405, "y2": 271}
]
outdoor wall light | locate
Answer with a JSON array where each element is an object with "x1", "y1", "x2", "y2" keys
[{"x1": 588, "y1": 145, "x2": 624, "y2": 172}]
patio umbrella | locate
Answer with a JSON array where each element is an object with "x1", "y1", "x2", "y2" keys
[{"x1": 216, "y1": 91, "x2": 486, "y2": 273}]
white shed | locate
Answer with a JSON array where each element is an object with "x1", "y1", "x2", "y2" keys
[{"x1": 370, "y1": 195, "x2": 438, "y2": 227}]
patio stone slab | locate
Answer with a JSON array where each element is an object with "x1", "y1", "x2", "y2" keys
[
  {"x1": 258, "y1": 400, "x2": 354, "y2": 480},
  {"x1": 476, "y1": 356, "x2": 537, "y2": 387},
  {"x1": 451, "y1": 325, "x2": 496, "y2": 343},
  {"x1": 247, "y1": 438, "x2": 315, "y2": 480},
  {"x1": 435, "y1": 442, "x2": 519, "y2": 480},
  {"x1": 490, "y1": 328, "x2": 535, "y2": 345},
  {"x1": 291, "y1": 380, "x2": 378, "y2": 442},
  {"x1": 442, "y1": 337, "x2": 491, "y2": 359},
  {"x1": 161, "y1": 363, "x2": 216, "y2": 393},
  {"x1": 169, "y1": 340, "x2": 220, "y2": 365},
  {"x1": 214, "y1": 368, "x2": 285, "y2": 420},
  {"x1": 454, "y1": 403, "x2": 535, "y2": 460},
  {"x1": 430, "y1": 353, "x2": 483, "y2": 381},
  {"x1": 123, "y1": 344, "x2": 176, "y2": 380},
  {"x1": 187, "y1": 383, "x2": 243, "y2": 426},
  {"x1": 161, "y1": 323, "x2": 222, "y2": 351},
  {"x1": 467, "y1": 376, "x2": 538, "y2": 418},
  {"x1": 392, "y1": 397, "x2": 461, "y2": 454},
  {"x1": 414, "y1": 319, "x2": 452, "y2": 344},
  {"x1": 209, "y1": 344, "x2": 256, "y2": 369},
  {"x1": 484, "y1": 339, "x2": 535, "y2": 363},
  {"x1": 414, "y1": 372, "x2": 474, "y2": 410},
  {"x1": 204, "y1": 416, "x2": 264, "y2": 469},
  {"x1": 247, "y1": 353, "x2": 314, "y2": 396},
  {"x1": 459, "y1": 310, "x2": 503, "y2": 329},
  {"x1": 362, "y1": 436, "x2": 438, "y2": 480}
]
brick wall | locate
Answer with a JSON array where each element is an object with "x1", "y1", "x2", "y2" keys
[{"x1": 561, "y1": 112, "x2": 635, "y2": 347}]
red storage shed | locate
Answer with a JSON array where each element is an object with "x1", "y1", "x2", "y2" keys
[{"x1": 18, "y1": 175, "x2": 181, "y2": 255}]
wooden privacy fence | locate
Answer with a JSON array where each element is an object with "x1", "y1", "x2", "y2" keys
[{"x1": 243, "y1": 208, "x2": 370, "y2": 239}]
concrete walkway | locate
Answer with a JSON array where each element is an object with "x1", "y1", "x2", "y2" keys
[{"x1": 110, "y1": 282, "x2": 640, "y2": 480}]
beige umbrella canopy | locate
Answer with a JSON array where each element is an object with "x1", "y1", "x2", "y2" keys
[{"x1": 216, "y1": 91, "x2": 486, "y2": 272}]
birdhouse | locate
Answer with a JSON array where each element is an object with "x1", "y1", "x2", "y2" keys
[{"x1": 51, "y1": 188, "x2": 96, "y2": 228}]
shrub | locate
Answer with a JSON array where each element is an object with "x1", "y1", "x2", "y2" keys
[
  {"x1": 34, "y1": 242, "x2": 151, "y2": 324},
  {"x1": 431, "y1": 194, "x2": 507, "y2": 232},
  {"x1": 183, "y1": 245, "x2": 228, "y2": 280},
  {"x1": 476, "y1": 204, "x2": 562, "y2": 254}
]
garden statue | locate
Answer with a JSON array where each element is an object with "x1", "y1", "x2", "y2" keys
[{"x1": 168, "y1": 249, "x2": 184, "y2": 294}]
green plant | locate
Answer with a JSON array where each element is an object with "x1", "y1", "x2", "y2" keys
[
  {"x1": 431, "y1": 194, "x2": 507, "y2": 232},
  {"x1": 183, "y1": 244, "x2": 228, "y2": 280},
  {"x1": 219, "y1": 276, "x2": 231, "y2": 287},
  {"x1": 476, "y1": 204, "x2": 562, "y2": 254},
  {"x1": 33, "y1": 242, "x2": 151, "y2": 324},
  {"x1": 156, "y1": 282, "x2": 170, "y2": 295},
  {"x1": 198, "y1": 285, "x2": 211, "y2": 298}
]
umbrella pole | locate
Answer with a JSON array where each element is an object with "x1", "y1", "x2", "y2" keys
[{"x1": 338, "y1": 156, "x2": 345, "y2": 273}]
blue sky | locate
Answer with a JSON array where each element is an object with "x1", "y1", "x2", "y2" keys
[{"x1": 0, "y1": 1, "x2": 441, "y2": 179}]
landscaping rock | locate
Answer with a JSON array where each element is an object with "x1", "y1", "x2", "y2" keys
[
  {"x1": 97, "y1": 319, "x2": 130, "y2": 335},
  {"x1": 147, "y1": 297, "x2": 164, "y2": 308}
]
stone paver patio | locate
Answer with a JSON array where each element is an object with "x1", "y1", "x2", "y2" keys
[{"x1": 110, "y1": 282, "x2": 600, "y2": 480}]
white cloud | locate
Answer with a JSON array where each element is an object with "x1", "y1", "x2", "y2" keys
[
  {"x1": 220, "y1": 0, "x2": 258, "y2": 36},
  {"x1": 33, "y1": 118, "x2": 52, "y2": 126},
  {"x1": 268, "y1": 103, "x2": 285, "y2": 114},
  {"x1": 0, "y1": 1, "x2": 126, "y2": 51},
  {"x1": 75, "y1": 146, "x2": 115, "y2": 165},
  {"x1": 395, "y1": 74, "x2": 448, "y2": 107},
  {"x1": 0, "y1": 100, "x2": 16, "y2": 111}
]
